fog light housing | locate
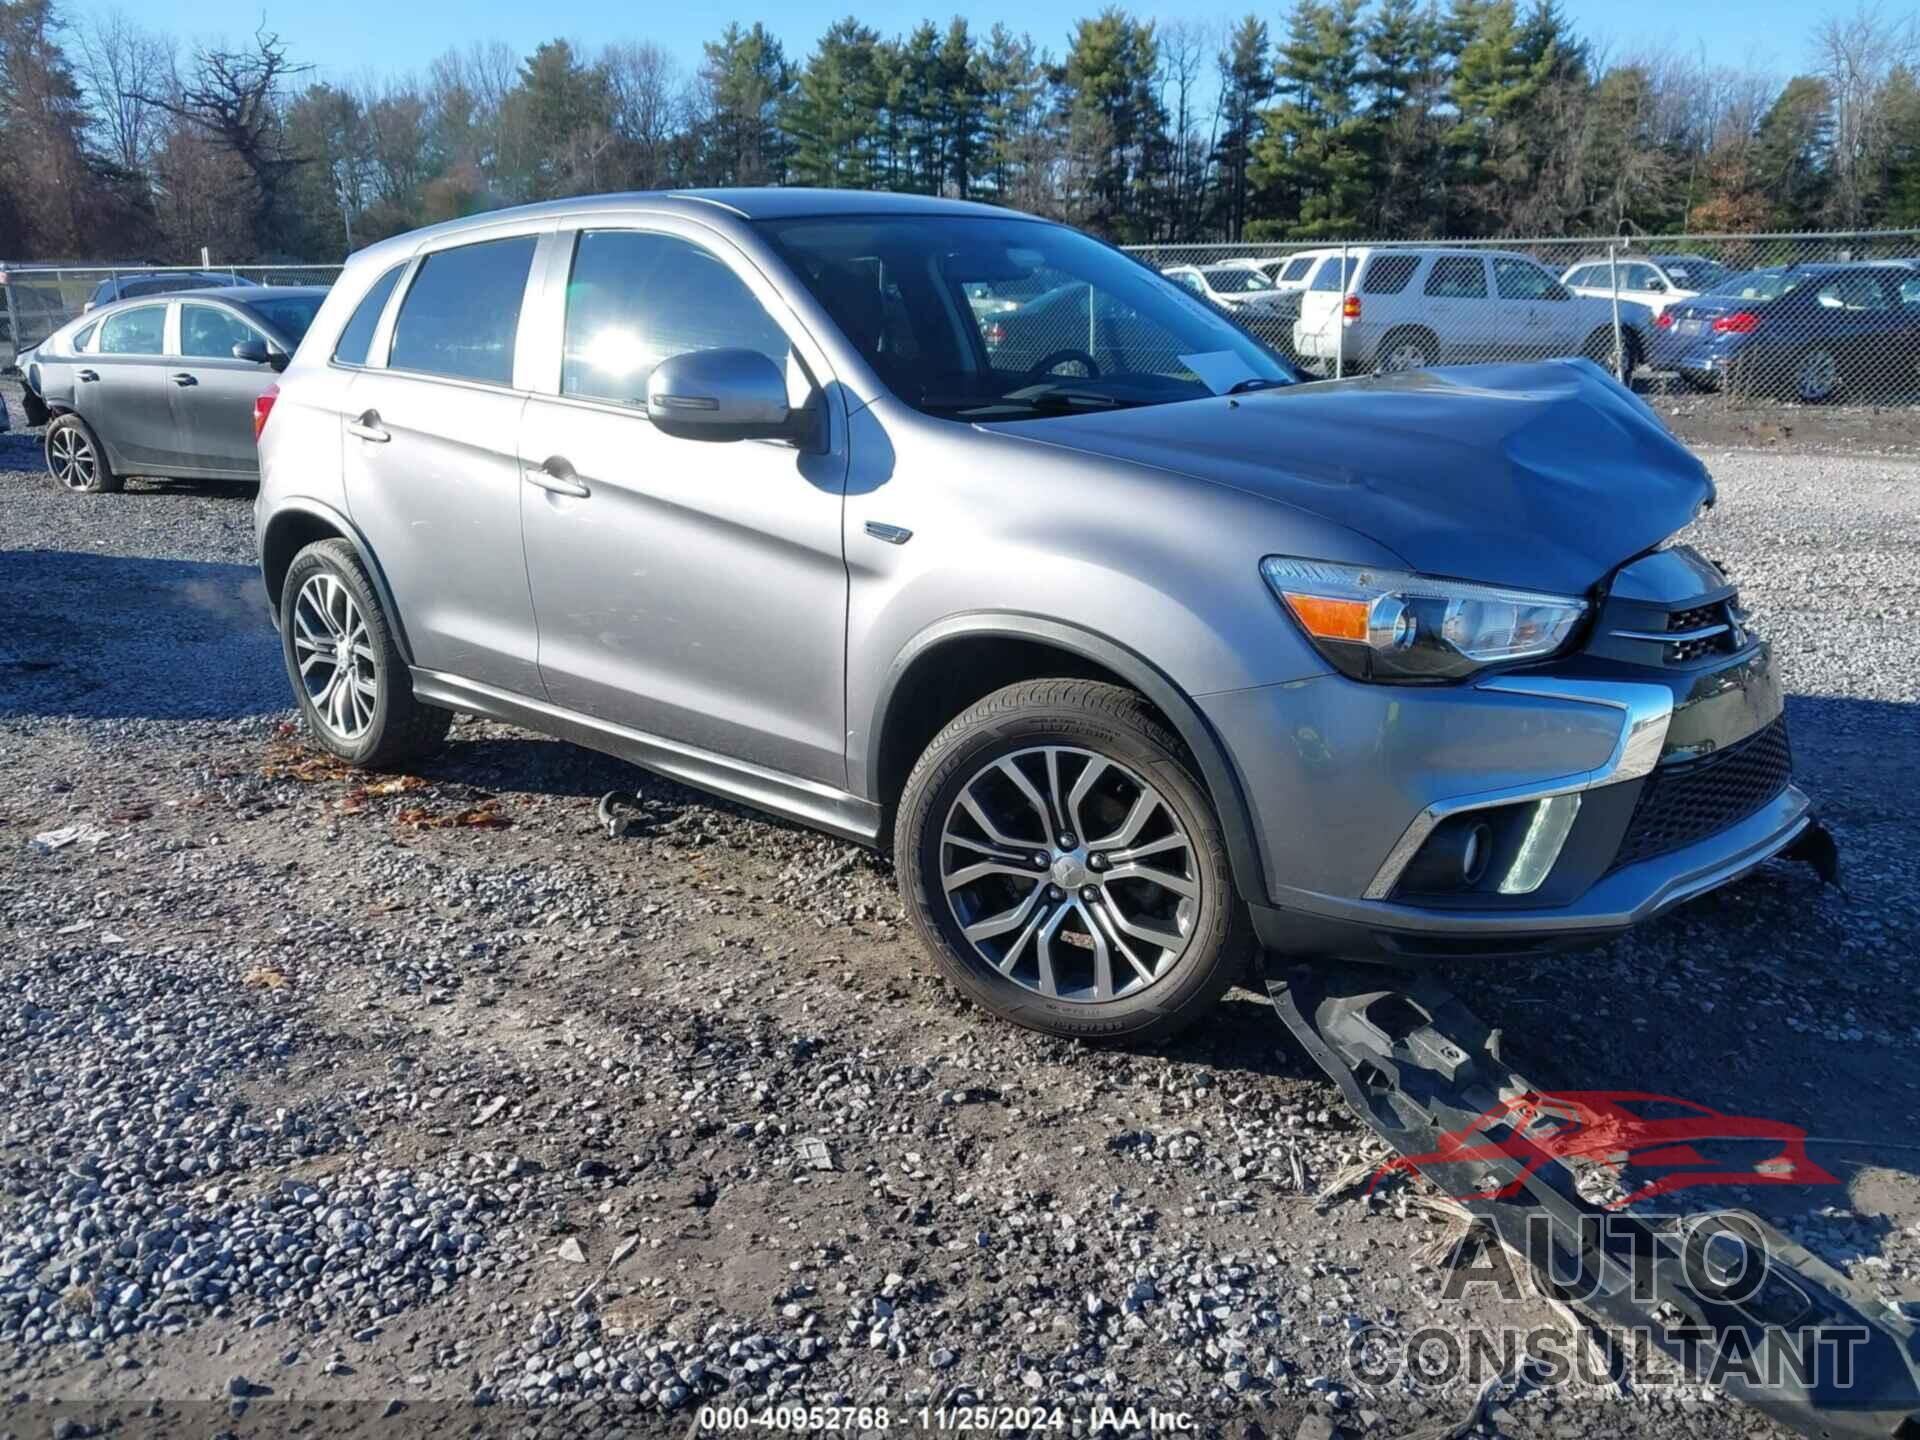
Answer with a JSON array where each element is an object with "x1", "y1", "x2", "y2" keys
[{"x1": 1398, "y1": 816, "x2": 1494, "y2": 893}]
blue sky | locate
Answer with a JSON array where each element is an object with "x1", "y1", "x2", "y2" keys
[{"x1": 75, "y1": 0, "x2": 1820, "y2": 89}]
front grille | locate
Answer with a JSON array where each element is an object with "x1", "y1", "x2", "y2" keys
[
  {"x1": 1611, "y1": 719, "x2": 1793, "y2": 870},
  {"x1": 1666, "y1": 600, "x2": 1736, "y2": 664}
]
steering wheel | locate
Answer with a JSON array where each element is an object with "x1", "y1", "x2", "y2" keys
[{"x1": 1028, "y1": 348, "x2": 1102, "y2": 379}]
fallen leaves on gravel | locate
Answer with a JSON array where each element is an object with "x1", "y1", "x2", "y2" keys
[
  {"x1": 260, "y1": 741, "x2": 359, "y2": 783},
  {"x1": 394, "y1": 802, "x2": 512, "y2": 830},
  {"x1": 243, "y1": 965, "x2": 292, "y2": 990}
]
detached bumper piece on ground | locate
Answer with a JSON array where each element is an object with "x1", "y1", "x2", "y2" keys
[{"x1": 1265, "y1": 900, "x2": 1920, "y2": 1440}]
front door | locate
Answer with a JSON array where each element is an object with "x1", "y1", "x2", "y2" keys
[
  {"x1": 83, "y1": 303, "x2": 179, "y2": 471},
  {"x1": 340, "y1": 232, "x2": 546, "y2": 696},
  {"x1": 172, "y1": 302, "x2": 278, "y2": 475},
  {"x1": 517, "y1": 224, "x2": 850, "y2": 786}
]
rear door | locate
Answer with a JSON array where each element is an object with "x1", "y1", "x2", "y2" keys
[
  {"x1": 82, "y1": 303, "x2": 180, "y2": 471},
  {"x1": 1420, "y1": 255, "x2": 1494, "y2": 361},
  {"x1": 340, "y1": 227, "x2": 547, "y2": 696},
  {"x1": 1491, "y1": 256, "x2": 1578, "y2": 358},
  {"x1": 172, "y1": 301, "x2": 279, "y2": 475}
]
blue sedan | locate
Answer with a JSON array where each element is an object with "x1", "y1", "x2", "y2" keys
[{"x1": 1648, "y1": 263, "x2": 1920, "y2": 402}]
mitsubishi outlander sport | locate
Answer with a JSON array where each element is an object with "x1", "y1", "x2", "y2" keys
[{"x1": 254, "y1": 190, "x2": 1818, "y2": 1042}]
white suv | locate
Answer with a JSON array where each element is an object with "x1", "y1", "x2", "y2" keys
[
  {"x1": 1293, "y1": 247, "x2": 1654, "y2": 377},
  {"x1": 1560, "y1": 253, "x2": 1733, "y2": 318}
]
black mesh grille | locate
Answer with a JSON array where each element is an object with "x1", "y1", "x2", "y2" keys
[
  {"x1": 1612, "y1": 720, "x2": 1793, "y2": 870},
  {"x1": 1666, "y1": 601, "x2": 1735, "y2": 664}
]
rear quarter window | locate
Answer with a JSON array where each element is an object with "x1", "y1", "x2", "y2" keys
[
  {"x1": 333, "y1": 263, "x2": 407, "y2": 365},
  {"x1": 1281, "y1": 256, "x2": 1315, "y2": 282},
  {"x1": 1310, "y1": 257, "x2": 1358, "y2": 292},
  {"x1": 388, "y1": 237, "x2": 539, "y2": 385}
]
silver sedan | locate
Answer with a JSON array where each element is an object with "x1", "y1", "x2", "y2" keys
[{"x1": 24, "y1": 285, "x2": 327, "y2": 493}]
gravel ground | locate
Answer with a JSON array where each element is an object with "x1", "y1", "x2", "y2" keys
[{"x1": 1, "y1": 379, "x2": 1916, "y2": 1440}]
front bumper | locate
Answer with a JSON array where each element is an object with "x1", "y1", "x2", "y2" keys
[{"x1": 1198, "y1": 621, "x2": 1809, "y2": 959}]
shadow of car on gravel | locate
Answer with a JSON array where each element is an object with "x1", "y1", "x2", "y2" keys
[{"x1": 0, "y1": 550, "x2": 284, "y2": 720}]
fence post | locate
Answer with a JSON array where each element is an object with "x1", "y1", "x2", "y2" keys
[
  {"x1": 1607, "y1": 240, "x2": 1624, "y2": 383},
  {"x1": 3, "y1": 269, "x2": 20, "y2": 374},
  {"x1": 1336, "y1": 239, "x2": 1348, "y2": 381}
]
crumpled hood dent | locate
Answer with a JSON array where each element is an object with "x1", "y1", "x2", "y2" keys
[{"x1": 984, "y1": 359, "x2": 1711, "y2": 596}]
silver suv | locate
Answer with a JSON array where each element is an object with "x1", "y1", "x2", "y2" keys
[{"x1": 255, "y1": 189, "x2": 1815, "y2": 1042}]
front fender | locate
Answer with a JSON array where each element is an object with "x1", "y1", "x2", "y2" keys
[{"x1": 866, "y1": 611, "x2": 1275, "y2": 909}]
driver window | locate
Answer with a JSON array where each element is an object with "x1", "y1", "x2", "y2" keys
[
  {"x1": 562, "y1": 230, "x2": 791, "y2": 406},
  {"x1": 181, "y1": 304, "x2": 259, "y2": 359}
]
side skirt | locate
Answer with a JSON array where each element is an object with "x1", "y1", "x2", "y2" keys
[{"x1": 408, "y1": 667, "x2": 882, "y2": 847}]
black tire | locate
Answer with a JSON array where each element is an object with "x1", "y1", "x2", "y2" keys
[
  {"x1": 44, "y1": 413, "x2": 121, "y2": 493},
  {"x1": 895, "y1": 679, "x2": 1251, "y2": 1043},
  {"x1": 278, "y1": 538, "x2": 450, "y2": 768},
  {"x1": 1787, "y1": 344, "x2": 1843, "y2": 404},
  {"x1": 1374, "y1": 327, "x2": 1439, "y2": 374}
]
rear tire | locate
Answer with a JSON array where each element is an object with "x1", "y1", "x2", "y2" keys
[
  {"x1": 1581, "y1": 326, "x2": 1638, "y2": 383},
  {"x1": 278, "y1": 538, "x2": 451, "y2": 768},
  {"x1": 44, "y1": 413, "x2": 121, "y2": 493},
  {"x1": 895, "y1": 679, "x2": 1250, "y2": 1043},
  {"x1": 1375, "y1": 328, "x2": 1438, "y2": 373}
]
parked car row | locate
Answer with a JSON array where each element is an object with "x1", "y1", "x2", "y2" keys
[{"x1": 18, "y1": 286, "x2": 328, "y2": 491}]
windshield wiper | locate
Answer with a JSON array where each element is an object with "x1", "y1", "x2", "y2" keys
[{"x1": 1226, "y1": 377, "x2": 1291, "y2": 394}]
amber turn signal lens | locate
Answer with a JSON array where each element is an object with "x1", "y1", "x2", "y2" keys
[{"x1": 1280, "y1": 591, "x2": 1369, "y2": 642}]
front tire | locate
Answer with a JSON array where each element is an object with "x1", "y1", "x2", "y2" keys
[
  {"x1": 45, "y1": 413, "x2": 121, "y2": 493},
  {"x1": 279, "y1": 538, "x2": 450, "y2": 768},
  {"x1": 895, "y1": 679, "x2": 1249, "y2": 1043}
]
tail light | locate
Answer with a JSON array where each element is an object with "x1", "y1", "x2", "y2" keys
[
  {"x1": 1342, "y1": 294, "x2": 1362, "y2": 320},
  {"x1": 1654, "y1": 310, "x2": 1674, "y2": 330},
  {"x1": 983, "y1": 321, "x2": 1006, "y2": 347},
  {"x1": 253, "y1": 383, "x2": 279, "y2": 443},
  {"x1": 1712, "y1": 311, "x2": 1760, "y2": 335}
]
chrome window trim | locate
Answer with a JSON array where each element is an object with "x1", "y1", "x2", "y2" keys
[{"x1": 1362, "y1": 677, "x2": 1674, "y2": 900}]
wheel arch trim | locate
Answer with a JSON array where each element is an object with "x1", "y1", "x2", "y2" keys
[
  {"x1": 261, "y1": 498, "x2": 415, "y2": 666},
  {"x1": 867, "y1": 612, "x2": 1271, "y2": 907}
]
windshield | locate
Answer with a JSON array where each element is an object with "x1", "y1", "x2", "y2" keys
[
  {"x1": 244, "y1": 294, "x2": 326, "y2": 344},
  {"x1": 1705, "y1": 269, "x2": 1804, "y2": 303},
  {"x1": 758, "y1": 215, "x2": 1296, "y2": 422},
  {"x1": 1205, "y1": 268, "x2": 1275, "y2": 293}
]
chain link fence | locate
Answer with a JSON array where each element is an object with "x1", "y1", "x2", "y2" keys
[
  {"x1": 2, "y1": 264, "x2": 344, "y2": 372},
  {"x1": 1124, "y1": 231, "x2": 1920, "y2": 407}
]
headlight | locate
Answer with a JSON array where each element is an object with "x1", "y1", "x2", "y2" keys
[{"x1": 1261, "y1": 557, "x2": 1588, "y2": 682}]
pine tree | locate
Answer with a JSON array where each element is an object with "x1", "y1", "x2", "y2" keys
[
  {"x1": 697, "y1": 22, "x2": 792, "y2": 186},
  {"x1": 785, "y1": 18, "x2": 885, "y2": 189},
  {"x1": 1213, "y1": 17, "x2": 1273, "y2": 239},
  {"x1": 1058, "y1": 7, "x2": 1166, "y2": 239},
  {"x1": 1251, "y1": 0, "x2": 1378, "y2": 238}
]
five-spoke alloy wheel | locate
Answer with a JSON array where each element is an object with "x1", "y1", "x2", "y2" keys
[{"x1": 897, "y1": 679, "x2": 1249, "y2": 1042}]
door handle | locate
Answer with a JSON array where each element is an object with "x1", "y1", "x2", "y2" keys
[
  {"x1": 77, "y1": 369, "x2": 99, "y2": 382},
  {"x1": 524, "y1": 455, "x2": 590, "y2": 499},
  {"x1": 347, "y1": 410, "x2": 390, "y2": 444},
  {"x1": 170, "y1": 372, "x2": 198, "y2": 386}
]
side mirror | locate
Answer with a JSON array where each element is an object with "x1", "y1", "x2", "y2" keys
[
  {"x1": 645, "y1": 348, "x2": 810, "y2": 445},
  {"x1": 1645, "y1": 278, "x2": 1668, "y2": 294},
  {"x1": 232, "y1": 338, "x2": 288, "y2": 371}
]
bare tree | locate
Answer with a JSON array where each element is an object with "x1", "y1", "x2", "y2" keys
[
  {"x1": 74, "y1": 9, "x2": 172, "y2": 175},
  {"x1": 603, "y1": 40, "x2": 686, "y2": 188},
  {"x1": 1818, "y1": 4, "x2": 1920, "y2": 226},
  {"x1": 139, "y1": 28, "x2": 309, "y2": 256}
]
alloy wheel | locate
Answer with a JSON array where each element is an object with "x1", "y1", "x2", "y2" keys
[
  {"x1": 1794, "y1": 348, "x2": 1839, "y2": 402},
  {"x1": 938, "y1": 745, "x2": 1199, "y2": 1003},
  {"x1": 48, "y1": 425, "x2": 98, "y2": 491},
  {"x1": 292, "y1": 572, "x2": 379, "y2": 741},
  {"x1": 1380, "y1": 341, "x2": 1431, "y2": 372}
]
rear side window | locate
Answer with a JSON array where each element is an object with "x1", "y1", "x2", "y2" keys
[
  {"x1": 1361, "y1": 254, "x2": 1419, "y2": 295},
  {"x1": 1281, "y1": 256, "x2": 1315, "y2": 282},
  {"x1": 1310, "y1": 257, "x2": 1358, "y2": 292},
  {"x1": 1425, "y1": 257, "x2": 1487, "y2": 299},
  {"x1": 562, "y1": 230, "x2": 790, "y2": 406},
  {"x1": 333, "y1": 263, "x2": 406, "y2": 366},
  {"x1": 98, "y1": 305, "x2": 165, "y2": 355},
  {"x1": 389, "y1": 237, "x2": 538, "y2": 385}
]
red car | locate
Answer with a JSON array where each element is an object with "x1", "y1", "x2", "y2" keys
[{"x1": 1370, "y1": 1091, "x2": 1839, "y2": 1209}]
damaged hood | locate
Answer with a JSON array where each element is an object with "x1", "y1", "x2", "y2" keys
[{"x1": 985, "y1": 359, "x2": 1712, "y2": 595}]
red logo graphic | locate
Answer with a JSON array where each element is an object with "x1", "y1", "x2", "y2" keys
[{"x1": 1369, "y1": 1091, "x2": 1841, "y2": 1209}]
